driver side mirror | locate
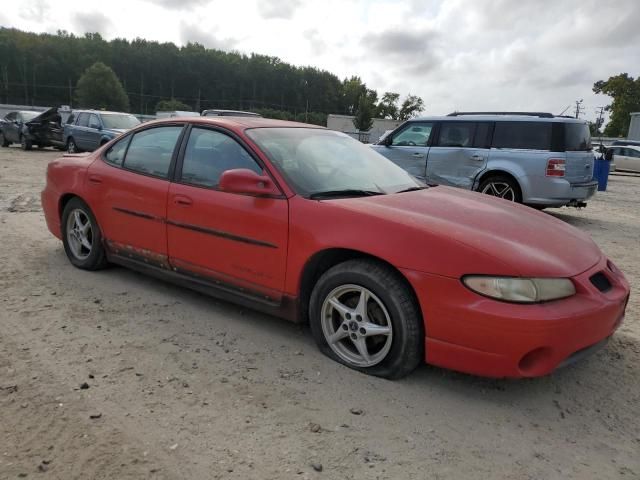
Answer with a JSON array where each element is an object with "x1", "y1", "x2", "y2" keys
[
  {"x1": 219, "y1": 169, "x2": 280, "y2": 197},
  {"x1": 90, "y1": 123, "x2": 101, "y2": 130},
  {"x1": 382, "y1": 135, "x2": 393, "y2": 147}
]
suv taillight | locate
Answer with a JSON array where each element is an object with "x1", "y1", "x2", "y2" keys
[{"x1": 546, "y1": 158, "x2": 565, "y2": 177}]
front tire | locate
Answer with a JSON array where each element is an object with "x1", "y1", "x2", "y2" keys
[
  {"x1": 309, "y1": 259, "x2": 423, "y2": 379},
  {"x1": 478, "y1": 175, "x2": 522, "y2": 203},
  {"x1": 0, "y1": 132, "x2": 9, "y2": 147},
  {"x1": 20, "y1": 136, "x2": 32, "y2": 151},
  {"x1": 61, "y1": 198, "x2": 108, "y2": 270}
]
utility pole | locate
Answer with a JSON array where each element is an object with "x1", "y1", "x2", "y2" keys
[
  {"x1": 595, "y1": 106, "x2": 605, "y2": 142},
  {"x1": 68, "y1": 77, "x2": 73, "y2": 107},
  {"x1": 574, "y1": 99, "x2": 584, "y2": 119}
]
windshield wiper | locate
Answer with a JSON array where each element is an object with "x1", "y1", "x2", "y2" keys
[
  {"x1": 308, "y1": 189, "x2": 385, "y2": 200},
  {"x1": 395, "y1": 186, "x2": 428, "y2": 193}
]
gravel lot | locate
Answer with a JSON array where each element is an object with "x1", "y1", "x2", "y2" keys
[{"x1": 1, "y1": 146, "x2": 638, "y2": 479}]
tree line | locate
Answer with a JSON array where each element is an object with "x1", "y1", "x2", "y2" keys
[{"x1": 0, "y1": 27, "x2": 424, "y2": 127}]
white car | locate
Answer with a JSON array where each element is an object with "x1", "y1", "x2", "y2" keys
[{"x1": 608, "y1": 144, "x2": 640, "y2": 173}]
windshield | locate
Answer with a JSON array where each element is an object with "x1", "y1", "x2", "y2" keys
[
  {"x1": 246, "y1": 128, "x2": 421, "y2": 196},
  {"x1": 101, "y1": 114, "x2": 141, "y2": 130}
]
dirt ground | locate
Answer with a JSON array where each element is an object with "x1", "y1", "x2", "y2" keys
[{"x1": 0, "y1": 145, "x2": 638, "y2": 480}]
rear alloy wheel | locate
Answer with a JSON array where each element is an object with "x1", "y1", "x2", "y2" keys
[
  {"x1": 0, "y1": 132, "x2": 9, "y2": 147},
  {"x1": 20, "y1": 136, "x2": 32, "y2": 151},
  {"x1": 309, "y1": 259, "x2": 423, "y2": 379},
  {"x1": 478, "y1": 175, "x2": 521, "y2": 203},
  {"x1": 67, "y1": 137, "x2": 78, "y2": 153},
  {"x1": 61, "y1": 198, "x2": 108, "y2": 270}
]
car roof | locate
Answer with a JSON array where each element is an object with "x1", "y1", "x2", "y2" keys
[
  {"x1": 72, "y1": 110, "x2": 134, "y2": 115},
  {"x1": 412, "y1": 114, "x2": 588, "y2": 124},
  {"x1": 139, "y1": 116, "x2": 324, "y2": 130}
]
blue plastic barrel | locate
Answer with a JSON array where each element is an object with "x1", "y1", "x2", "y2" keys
[{"x1": 593, "y1": 157, "x2": 610, "y2": 191}]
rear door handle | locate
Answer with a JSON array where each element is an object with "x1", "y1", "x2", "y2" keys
[
  {"x1": 88, "y1": 175, "x2": 102, "y2": 184},
  {"x1": 173, "y1": 195, "x2": 193, "y2": 206}
]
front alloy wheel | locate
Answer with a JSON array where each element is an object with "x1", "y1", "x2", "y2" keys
[
  {"x1": 309, "y1": 259, "x2": 423, "y2": 379},
  {"x1": 66, "y1": 208, "x2": 93, "y2": 260},
  {"x1": 321, "y1": 284, "x2": 393, "y2": 367}
]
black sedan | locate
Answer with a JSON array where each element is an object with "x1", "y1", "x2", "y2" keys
[{"x1": 0, "y1": 108, "x2": 65, "y2": 150}]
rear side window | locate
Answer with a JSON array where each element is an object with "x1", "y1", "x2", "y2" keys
[
  {"x1": 492, "y1": 122, "x2": 551, "y2": 150},
  {"x1": 564, "y1": 123, "x2": 591, "y2": 151},
  {"x1": 122, "y1": 126, "x2": 183, "y2": 178},
  {"x1": 437, "y1": 122, "x2": 476, "y2": 147}
]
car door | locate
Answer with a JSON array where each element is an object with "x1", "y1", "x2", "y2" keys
[
  {"x1": 87, "y1": 113, "x2": 102, "y2": 151},
  {"x1": 426, "y1": 121, "x2": 489, "y2": 188},
  {"x1": 370, "y1": 121, "x2": 434, "y2": 181},
  {"x1": 626, "y1": 148, "x2": 640, "y2": 172},
  {"x1": 166, "y1": 126, "x2": 288, "y2": 301},
  {"x1": 73, "y1": 112, "x2": 91, "y2": 150},
  {"x1": 3, "y1": 112, "x2": 19, "y2": 142},
  {"x1": 85, "y1": 124, "x2": 185, "y2": 266}
]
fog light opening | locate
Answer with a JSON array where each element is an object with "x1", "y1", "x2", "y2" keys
[{"x1": 518, "y1": 347, "x2": 553, "y2": 376}]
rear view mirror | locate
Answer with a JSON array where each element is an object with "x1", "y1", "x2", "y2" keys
[{"x1": 219, "y1": 169, "x2": 280, "y2": 197}]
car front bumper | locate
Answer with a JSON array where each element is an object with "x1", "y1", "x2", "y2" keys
[{"x1": 401, "y1": 256, "x2": 630, "y2": 378}]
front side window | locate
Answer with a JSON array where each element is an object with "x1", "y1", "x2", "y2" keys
[
  {"x1": 88, "y1": 114, "x2": 101, "y2": 129},
  {"x1": 492, "y1": 122, "x2": 552, "y2": 150},
  {"x1": 101, "y1": 114, "x2": 141, "y2": 130},
  {"x1": 180, "y1": 128, "x2": 262, "y2": 188},
  {"x1": 247, "y1": 128, "x2": 421, "y2": 196},
  {"x1": 122, "y1": 126, "x2": 183, "y2": 178},
  {"x1": 391, "y1": 122, "x2": 433, "y2": 147},
  {"x1": 437, "y1": 122, "x2": 476, "y2": 147},
  {"x1": 77, "y1": 113, "x2": 90, "y2": 127},
  {"x1": 5, "y1": 112, "x2": 16, "y2": 121},
  {"x1": 104, "y1": 136, "x2": 131, "y2": 167}
]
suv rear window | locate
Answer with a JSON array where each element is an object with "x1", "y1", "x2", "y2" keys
[
  {"x1": 564, "y1": 123, "x2": 591, "y2": 151},
  {"x1": 492, "y1": 122, "x2": 551, "y2": 150}
]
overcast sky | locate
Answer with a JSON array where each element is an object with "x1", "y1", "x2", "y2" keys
[{"x1": 2, "y1": 0, "x2": 639, "y2": 123}]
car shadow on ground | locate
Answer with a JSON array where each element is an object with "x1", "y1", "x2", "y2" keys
[{"x1": 58, "y1": 252, "x2": 638, "y2": 409}]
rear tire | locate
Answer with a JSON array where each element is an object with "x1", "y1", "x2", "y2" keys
[
  {"x1": 309, "y1": 259, "x2": 423, "y2": 379},
  {"x1": 478, "y1": 175, "x2": 522, "y2": 203},
  {"x1": 67, "y1": 137, "x2": 78, "y2": 153},
  {"x1": 61, "y1": 198, "x2": 109, "y2": 270}
]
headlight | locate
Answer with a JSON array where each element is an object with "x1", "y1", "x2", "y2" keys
[{"x1": 462, "y1": 276, "x2": 576, "y2": 303}]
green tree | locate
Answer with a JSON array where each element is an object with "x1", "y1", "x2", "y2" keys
[
  {"x1": 398, "y1": 94, "x2": 425, "y2": 120},
  {"x1": 377, "y1": 92, "x2": 400, "y2": 119},
  {"x1": 155, "y1": 98, "x2": 192, "y2": 112},
  {"x1": 593, "y1": 73, "x2": 640, "y2": 137},
  {"x1": 353, "y1": 95, "x2": 374, "y2": 132},
  {"x1": 75, "y1": 61, "x2": 129, "y2": 111}
]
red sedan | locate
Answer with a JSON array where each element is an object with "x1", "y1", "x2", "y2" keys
[{"x1": 41, "y1": 117, "x2": 630, "y2": 379}]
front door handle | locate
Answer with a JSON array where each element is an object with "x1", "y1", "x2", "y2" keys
[
  {"x1": 471, "y1": 154, "x2": 484, "y2": 161},
  {"x1": 412, "y1": 152, "x2": 425, "y2": 157},
  {"x1": 173, "y1": 195, "x2": 193, "y2": 206}
]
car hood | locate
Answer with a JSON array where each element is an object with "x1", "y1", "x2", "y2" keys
[
  {"x1": 25, "y1": 107, "x2": 59, "y2": 126},
  {"x1": 331, "y1": 186, "x2": 602, "y2": 278}
]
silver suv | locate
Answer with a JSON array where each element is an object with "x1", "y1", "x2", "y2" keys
[{"x1": 371, "y1": 112, "x2": 597, "y2": 208}]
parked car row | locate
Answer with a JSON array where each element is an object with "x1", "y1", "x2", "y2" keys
[
  {"x1": 0, "y1": 107, "x2": 141, "y2": 153},
  {"x1": 41, "y1": 116, "x2": 630, "y2": 380},
  {"x1": 371, "y1": 112, "x2": 597, "y2": 209}
]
